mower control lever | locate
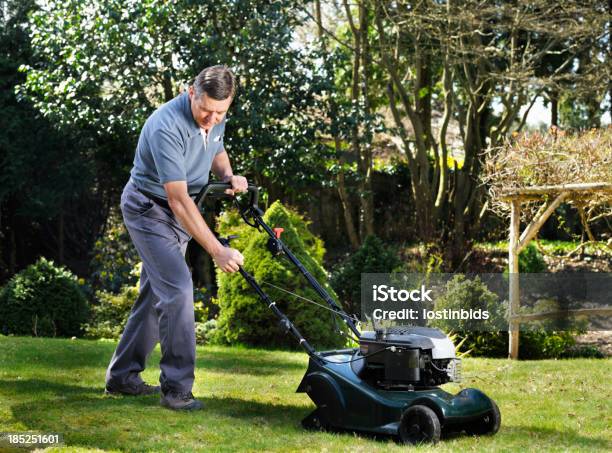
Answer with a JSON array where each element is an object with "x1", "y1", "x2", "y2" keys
[{"x1": 218, "y1": 235, "x2": 239, "y2": 247}]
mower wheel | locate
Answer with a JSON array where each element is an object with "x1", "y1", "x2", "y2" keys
[
  {"x1": 399, "y1": 405, "x2": 441, "y2": 445},
  {"x1": 465, "y1": 400, "x2": 501, "y2": 436}
]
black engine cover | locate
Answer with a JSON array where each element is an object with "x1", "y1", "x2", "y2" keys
[{"x1": 359, "y1": 326, "x2": 450, "y2": 386}]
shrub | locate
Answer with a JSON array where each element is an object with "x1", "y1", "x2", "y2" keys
[
  {"x1": 518, "y1": 298, "x2": 586, "y2": 359},
  {"x1": 518, "y1": 243, "x2": 547, "y2": 273},
  {"x1": 432, "y1": 274, "x2": 508, "y2": 357},
  {"x1": 83, "y1": 285, "x2": 137, "y2": 339},
  {"x1": 331, "y1": 235, "x2": 402, "y2": 317},
  {"x1": 431, "y1": 274, "x2": 588, "y2": 359},
  {"x1": 502, "y1": 243, "x2": 547, "y2": 275},
  {"x1": 84, "y1": 262, "x2": 216, "y2": 340},
  {"x1": 214, "y1": 201, "x2": 344, "y2": 349},
  {"x1": 195, "y1": 319, "x2": 218, "y2": 345},
  {"x1": 0, "y1": 257, "x2": 89, "y2": 337},
  {"x1": 519, "y1": 330, "x2": 577, "y2": 359}
]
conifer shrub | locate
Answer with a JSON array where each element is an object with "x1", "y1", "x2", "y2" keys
[{"x1": 214, "y1": 201, "x2": 344, "y2": 348}]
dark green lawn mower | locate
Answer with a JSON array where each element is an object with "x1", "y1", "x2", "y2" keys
[{"x1": 196, "y1": 183, "x2": 501, "y2": 445}]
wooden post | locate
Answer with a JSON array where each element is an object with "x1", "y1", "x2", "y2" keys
[{"x1": 508, "y1": 199, "x2": 521, "y2": 359}]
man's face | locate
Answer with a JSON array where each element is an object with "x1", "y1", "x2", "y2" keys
[{"x1": 188, "y1": 86, "x2": 232, "y2": 131}]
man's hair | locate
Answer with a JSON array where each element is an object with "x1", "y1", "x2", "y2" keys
[{"x1": 193, "y1": 65, "x2": 236, "y2": 100}]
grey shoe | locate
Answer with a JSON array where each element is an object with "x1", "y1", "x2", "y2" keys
[
  {"x1": 105, "y1": 382, "x2": 161, "y2": 396},
  {"x1": 160, "y1": 390, "x2": 204, "y2": 411}
]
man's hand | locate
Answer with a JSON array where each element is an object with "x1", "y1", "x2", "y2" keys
[
  {"x1": 212, "y1": 246, "x2": 244, "y2": 273},
  {"x1": 164, "y1": 180, "x2": 245, "y2": 273},
  {"x1": 224, "y1": 175, "x2": 248, "y2": 195}
]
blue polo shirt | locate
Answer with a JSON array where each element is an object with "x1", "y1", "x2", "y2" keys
[{"x1": 130, "y1": 92, "x2": 226, "y2": 199}]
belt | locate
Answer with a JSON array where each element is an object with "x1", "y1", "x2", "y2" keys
[{"x1": 136, "y1": 187, "x2": 171, "y2": 210}]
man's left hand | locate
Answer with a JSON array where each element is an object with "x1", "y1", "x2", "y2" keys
[{"x1": 225, "y1": 175, "x2": 248, "y2": 195}]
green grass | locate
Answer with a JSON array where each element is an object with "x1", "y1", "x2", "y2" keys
[
  {"x1": 475, "y1": 239, "x2": 611, "y2": 256},
  {"x1": 0, "y1": 336, "x2": 610, "y2": 452}
]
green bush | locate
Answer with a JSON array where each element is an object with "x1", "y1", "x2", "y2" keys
[
  {"x1": 84, "y1": 262, "x2": 216, "y2": 340},
  {"x1": 519, "y1": 243, "x2": 547, "y2": 272},
  {"x1": 83, "y1": 285, "x2": 137, "y2": 339},
  {"x1": 519, "y1": 330, "x2": 576, "y2": 359},
  {"x1": 0, "y1": 257, "x2": 89, "y2": 337},
  {"x1": 432, "y1": 274, "x2": 508, "y2": 357},
  {"x1": 432, "y1": 274, "x2": 588, "y2": 359},
  {"x1": 214, "y1": 201, "x2": 344, "y2": 349},
  {"x1": 331, "y1": 235, "x2": 402, "y2": 317},
  {"x1": 195, "y1": 319, "x2": 218, "y2": 345},
  {"x1": 517, "y1": 298, "x2": 585, "y2": 359},
  {"x1": 503, "y1": 243, "x2": 547, "y2": 274}
]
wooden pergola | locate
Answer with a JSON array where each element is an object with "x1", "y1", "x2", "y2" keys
[{"x1": 501, "y1": 182, "x2": 612, "y2": 359}]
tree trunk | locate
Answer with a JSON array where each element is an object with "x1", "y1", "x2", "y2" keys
[
  {"x1": 58, "y1": 208, "x2": 64, "y2": 264},
  {"x1": 336, "y1": 138, "x2": 361, "y2": 249},
  {"x1": 314, "y1": 0, "x2": 323, "y2": 37},
  {"x1": 550, "y1": 90, "x2": 559, "y2": 127},
  {"x1": 315, "y1": 1, "x2": 361, "y2": 248},
  {"x1": 358, "y1": 4, "x2": 375, "y2": 239},
  {"x1": 162, "y1": 72, "x2": 174, "y2": 102}
]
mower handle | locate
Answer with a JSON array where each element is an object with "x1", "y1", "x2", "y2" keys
[{"x1": 194, "y1": 182, "x2": 259, "y2": 208}]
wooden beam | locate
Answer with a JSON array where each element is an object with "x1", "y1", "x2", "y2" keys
[
  {"x1": 508, "y1": 199, "x2": 521, "y2": 359},
  {"x1": 517, "y1": 191, "x2": 569, "y2": 254},
  {"x1": 510, "y1": 307, "x2": 612, "y2": 323}
]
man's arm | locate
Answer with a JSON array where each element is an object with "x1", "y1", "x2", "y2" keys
[
  {"x1": 164, "y1": 180, "x2": 243, "y2": 273},
  {"x1": 211, "y1": 149, "x2": 248, "y2": 194}
]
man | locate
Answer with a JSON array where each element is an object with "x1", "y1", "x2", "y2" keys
[{"x1": 104, "y1": 65, "x2": 245, "y2": 411}]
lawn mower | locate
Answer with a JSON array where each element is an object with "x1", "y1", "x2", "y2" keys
[{"x1": 195, "y1": 182, "x2": 501, "y2": 445}]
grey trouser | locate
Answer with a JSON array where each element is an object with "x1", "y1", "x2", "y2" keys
[{"x1": 105, "y1": 179, "x2": 196, "y2": 393}]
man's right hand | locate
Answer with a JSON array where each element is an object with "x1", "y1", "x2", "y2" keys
[
  {"x1": 164, "y1": 181, "x2": 246, "y2": 273},
  {"x1": 212, "y1": 246, "x2": 244, "y2": 273}
]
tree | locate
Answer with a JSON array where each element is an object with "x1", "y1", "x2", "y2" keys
[
  {"x1": 371, "y1": 0, "x2": 610, "y2": 263},
  {"x1": 306, "y1": 1, "x2": 385, "y2": 248},
  {"x1": 0, "y1": 0, "x2": 104, "y2": 278},
  {"x1": 16, "y1": 0, "x2": 335, "y2": 283},
  {"x1": 19, "y1": 0, "x2": 331, "y2": 190}
]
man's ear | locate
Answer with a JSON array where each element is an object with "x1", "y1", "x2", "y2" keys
[{"x1": 188, "y1": 85, "x2": 194, "y2": 99}]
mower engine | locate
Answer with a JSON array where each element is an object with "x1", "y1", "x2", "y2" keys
[{"x1": 358, "y1": 326, "x2": 461, "y2": 388}]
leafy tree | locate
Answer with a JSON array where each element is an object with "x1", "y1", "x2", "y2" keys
[
  {"x1": 0, "y1": 0, "x2": 104, "y2": 278},
  {"x1": 19, "y1": 0, "x2": 331, "y2": 190},
  {"x1": 370, "y1": 0, "x2": 609, "y2": 264},
  {"x1": 11, "y1": 0, "x2": 344, "y2": 286}
]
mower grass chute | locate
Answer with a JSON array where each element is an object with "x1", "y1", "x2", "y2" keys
[{"x1": 195, "y1": 182, "x2": 501, "y2": 445}]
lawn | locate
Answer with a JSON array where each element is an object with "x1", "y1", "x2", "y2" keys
[
  {"x1": 0, "y1": 335, "x2": 610, "y2": 452},
  {"x1": 474, "y1": 239, "x2": 611, "y2": 257}
]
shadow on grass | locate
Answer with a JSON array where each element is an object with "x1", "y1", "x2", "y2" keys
[
  {"x1": 1, "y1": 378, "x2": 311, "y2": 451},
  {"x1": 0, "y1": 378, "x2": 308, "y2": 420},
  {"x1": 500, "y1": 426, "x2": 611, "y2": 451}
]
